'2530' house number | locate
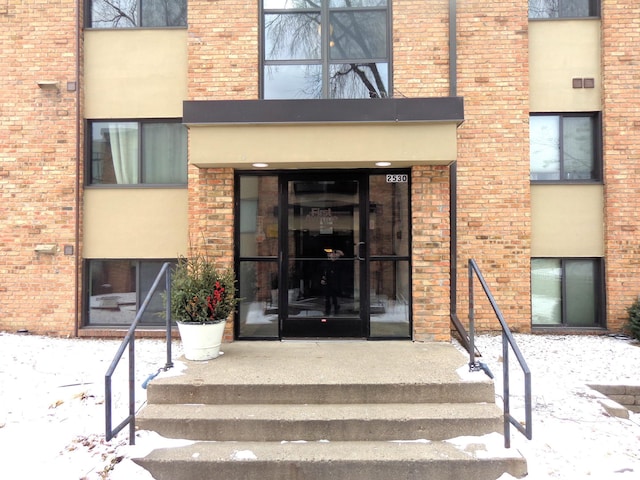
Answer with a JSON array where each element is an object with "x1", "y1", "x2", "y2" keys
[{"x1": 386, "y1": 174, "x2": 408, "y2": 183}]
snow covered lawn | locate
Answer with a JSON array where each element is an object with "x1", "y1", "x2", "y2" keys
[{"x1": 0, "y1": 332, "x2": 638, "y2": 479}]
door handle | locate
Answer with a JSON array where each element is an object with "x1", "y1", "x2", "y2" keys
[{"x1": 356, "y1": 242, "x2": 366, "y2": 261}]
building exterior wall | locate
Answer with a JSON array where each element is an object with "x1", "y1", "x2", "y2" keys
[
  {"x1": 1, "y1": 1, "x2": 80, "y2": 336},
  {"x1": 455, "y1": 1, "x2": 532, "y2": 332},
  {"x1": 1, "y1": 1, "x2": 639, "y2": 338},
  {"x1": 602, "y1": 0, "x2": 640, "y2": 332}
]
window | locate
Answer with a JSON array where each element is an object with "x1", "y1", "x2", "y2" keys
[
  {"x1": 262, "y1": 0, "x2": 390, "y2": 99},
  {"x1": 530, "y1": 113, "x2": 601, "y2": 182},
  {"x1": 88, "y1": 0, "x2": 187, "y2": 28},
  {"x1": 531, "y1": 258, "x2": 604, "y2": 328},
  {"x1": 529, "y1": 0, "x2": 599, "y2": 19},
  {"x1": 89, "y1": 121, "x2": 188, "y2": 185},
  {"x1": 86, "y1": 260, "x2": 175, "y2": 326}
]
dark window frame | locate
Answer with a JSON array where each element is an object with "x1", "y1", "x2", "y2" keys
[
  {"x1": 528, "y1": 0, "x2": 600, "y2": 19},
  {"x1": 531, "y1": 257, "x2": 606, "y2": 329},
  {"x1": 86, "y1": 118, "x2": 188, "y2": 188},
  {"x1": 84, "y1": 258, "x2": 177, "y2": 327},
  {"x1": 530, "y1": 112, "x2": 602, "y2": 184},
  {"x1": 260, "y1": 0, "x2": 393, "y2": 99},
  {"x1": 85, "y1": 0, "x2": 188, "y2": 29}
]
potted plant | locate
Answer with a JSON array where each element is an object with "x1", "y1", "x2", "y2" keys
[{"x1": 168, "y1": 252, "x2": 238, "y2": 361}]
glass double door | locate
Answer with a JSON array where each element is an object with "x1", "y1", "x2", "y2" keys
[{"x1": 237, "y1": 171, "x2": 411, "y2": 339}]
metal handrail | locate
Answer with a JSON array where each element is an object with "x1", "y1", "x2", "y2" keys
[
  {"x1": 105, "y1": 262, "x2": 174, "y2": 444},
  {"x1": 468, "y1": 259, "x2": 532, "y2": 448}
]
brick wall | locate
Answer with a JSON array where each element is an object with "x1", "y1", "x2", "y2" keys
[
  {"x1": 454, "y1": 2, "x2": 532, "y2": 333},
  {"x1": 602, "y1": 1, "x2": 640, "y2": 332},
  {"x1": 188, "y1": 0, "x2": 259, "y2": 100},
  {"x1": 411, "y1": 166, "x2": 451, "y2": 341},
  {"x1": 0, "y1": 1, "x2": 80, "y2": 336}
]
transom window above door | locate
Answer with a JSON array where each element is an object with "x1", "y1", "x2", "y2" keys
[{"x1": 262, "y1": 0, "x2": 390, "y2": 99}]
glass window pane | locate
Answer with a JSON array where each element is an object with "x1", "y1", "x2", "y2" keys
[
  {"x1": 142, "y1": 123, "x2": 187, "y2": 184},
  {"x1": 529, "y1": 0, "x2": 560, "y2": 18},
  {"x1": 87, "y1": 260, "x2": 136, "y2": 325},
  {"x1": 562, "y1": 116, "x2": 594, "y2": 180},
  {"x1": 264, "y1": 64, "x2": 323, "y2": 98},
  {"x1": 265, "y1": 13, "x2": 321, "y2": 61},
  {"x1": 560, "y1": 0, "x2": 591, "y2": 17},
  {"x1": 369, "y1": 174, "x2": 409, "y2": 256},
  {"x1": 139, "y1": 261, "x2": 172, "y2": 325},
  {"x1": 330, "y1": 0, "x2": 387, "y2": 7},
  {"x1": 330, "y1": 11, "x2": 387, "y2": 60},
  {"x1": 141, "y1": 0, "x2": 187, "y2": 27},
  {"x1": 239, "y1": 176, "x2": 279, "y2": 257},
  {"x1": 531, "y1": 259, "x2": 562, "y2": 325},
  {"x1": 370, "y1": 260, "x2": 410, "y2": 337},
  {"x1": 329, "y1": 62, "x2": 388, "y2": 98},
  {"x1": 530, "y1": 116, "x2": 560, "y2": 181},
  {"x1": 238, "y1": 261, "x2": 279, "y2": 338},
  {"x1": 91, "y1": 122, "x2": 139, "y2": 184},
  {"x1": 263, "y1": 0, "x2": 319, "y2": 10},
  {"x1": 565, "y1": 260, "x2": 597, "y2": 326},
  {"x1": 91, "y1": 0, "x2": 138, "y2": 28}
]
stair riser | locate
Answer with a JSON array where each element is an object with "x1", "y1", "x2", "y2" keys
[
  {"x1": 136, "y1": 459, "x2": 527, "y2": 480},
  {"x1": 147, "y1": 383, "x2": 496, "y2": 405},
  {"x1": 137, "y1": 417, "x2": 501, "y2": 442}
]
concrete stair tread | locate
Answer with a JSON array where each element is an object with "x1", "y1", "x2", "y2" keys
[
  {"x1": 134, "y1": 440, "x2": 527, "y2": 480},
  {"x1": 138, "y1": 401, "x2": 501, "y2": 421},
  {"x1": 137, "y1": 402, "x2": 502, "y2": 442}
]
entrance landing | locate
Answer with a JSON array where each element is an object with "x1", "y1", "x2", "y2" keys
[{"x1": 148, "y1": 340, "x2": 495, "y2": 404}]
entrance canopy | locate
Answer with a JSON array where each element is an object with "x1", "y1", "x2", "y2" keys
[{"x1": 183, "y1": 97, "x2": 464, "y2": 169}]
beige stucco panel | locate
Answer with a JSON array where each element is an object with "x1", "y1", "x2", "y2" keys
[
  {"x1": 83, "y1": 189, "x2": 188, "y2": 258},
  {"x1": 189, "y1": 122, "x2": 458, "y2": 168},
  {"x1": 531, "y1": 184, "x2": 603, "y2": 257},
  {"x1": 84, "y1": 30, "x2": 188, "y2": 118},
  {"x1": 529, "y1": 19, "x2": 601, "y2": 112}
]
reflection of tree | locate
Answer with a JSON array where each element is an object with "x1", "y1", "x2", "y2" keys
[
  {"x1": 92, "y1": 0, "x2": 137, "y2": 27},
  {"x1": 265, "y1": 0, "x2": 388, "y2": 99},
  {"x1": 91, "y1": 0, "x2": 187, "y2": 28},
  {"x1": 529, "y1": 0, "x2": 589, "y2": 19}
]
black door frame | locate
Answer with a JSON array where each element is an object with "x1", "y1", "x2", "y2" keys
[{"x1": 279, "y1": 171, "x2": 369, "y2": 338}]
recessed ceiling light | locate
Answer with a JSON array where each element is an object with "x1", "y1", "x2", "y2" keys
[
  {"x1": 253, "y1": 163, "x2": 269, "y2": 168},
  {"x1": 375, "y1": 161, "x2": 391, "y2": 167}
]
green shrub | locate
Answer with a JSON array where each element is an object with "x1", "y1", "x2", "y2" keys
[{"x1": 626, "y1": 298, "x2": 640, "y2": 341}]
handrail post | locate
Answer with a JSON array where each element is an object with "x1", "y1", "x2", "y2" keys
[
  {"x1": 502, "y1": 330, "x2": 511, "y2": 448},
  {"x1": 128, "y1": 337, "x2": 136, "y2": 445},
  {"x1": 468, "y1": 260, "x2": 477, "y2": 369},
  {"x1": 165, "y1": 266, "x2": 173, "y2": 370}
]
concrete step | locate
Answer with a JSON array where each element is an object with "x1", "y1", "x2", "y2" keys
[
  {"x1": 146, "y1": 381, "x2": 496, "y2": 405},
  {"x1": 133, "y1": 440, "x2": 528, "y2": 480},
  {"x1": 137, "y1": 402, "x2": 502, "y2": 442}
]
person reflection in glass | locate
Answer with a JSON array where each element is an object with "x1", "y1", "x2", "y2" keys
[{"x1": 321, "y1": 248, "x2": 344, "y2": 316}]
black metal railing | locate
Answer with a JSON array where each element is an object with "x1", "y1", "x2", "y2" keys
[
  {"x1": 105, "y1": 262, "x2": 174, "y2": 445},
  {"x1": 467, "y1": 259, "x2": 532, "y2": 448}
]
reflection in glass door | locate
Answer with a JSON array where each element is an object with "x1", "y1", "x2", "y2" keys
[
  {"x1": 236, "y1": 171, "x2": 411, "y2": 339},
  {"x1": 282, "y1": 177, "x2": 363, "y2": 337}
]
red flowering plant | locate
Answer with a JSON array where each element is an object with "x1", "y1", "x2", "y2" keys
[{"x1": 168, "y1": 252, "x2": 238, "y2": 324}]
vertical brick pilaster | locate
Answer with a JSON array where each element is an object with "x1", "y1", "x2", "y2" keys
[
  {"x1": 455, "y1": 2, "x2": 532, "y2": 333},
  {"x1": 412, "y1": 166, "x2": 451, "y2": 341},
  {"x1": 0, "y1": 1, "x2": 80, "y2": 336},
  {"x1": 602, "y1": 1, "x2": 640, "y2": 332}
]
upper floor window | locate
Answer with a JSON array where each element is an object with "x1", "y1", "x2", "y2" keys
[
  {"x1": 530, "y1": 113, "x2": 601, "y2": 182},
  {"x1": 529, "y1": 0, "x2": 599, "y2": 19},
  {"x1": 88, "y1": 0, "x2": 187, "y2": 28},
  {"x1": 88, "y1": 120, "x2": 188, "y2": 186},
  {"x1": 262, "y1": 0, "x2": 390, "y2": 99}
]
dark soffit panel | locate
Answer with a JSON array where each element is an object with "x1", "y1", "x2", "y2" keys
[{"x1": 183, "y1": 97, "x2": 464, "y2": 125}]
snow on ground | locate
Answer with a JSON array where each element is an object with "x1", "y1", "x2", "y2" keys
[{"x1": 0, "y1": 331, "x2": 639, "y2": 479}]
